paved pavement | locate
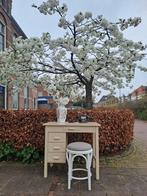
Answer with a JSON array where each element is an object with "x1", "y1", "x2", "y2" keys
[{"x1": 0, "y1": 120, "x2": 147, "y2": 196}]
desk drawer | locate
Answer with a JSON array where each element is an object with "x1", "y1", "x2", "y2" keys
[
  {"x1": 46, "y1": 126, "x2": 64, "y2": 132},
  {"x1": 64, "y1": 126, "x2": 95, "y2": 133},
  {"x1": 48, "y1": 133, "x2": 66, "y2": 142},
  {"x1": 48, "y1": 143, "x2": 66, "y2": 152},
  {"x1": 48, "y1": 152, "x2": 66, "y2": 163}
]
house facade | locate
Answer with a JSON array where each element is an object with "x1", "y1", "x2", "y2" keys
[
  {"x1": 128, "y1": 86, "x2": 147, "y2": 101},
  {"x1": 0, "y1": 0, "x2": 44, "y2": 110}
]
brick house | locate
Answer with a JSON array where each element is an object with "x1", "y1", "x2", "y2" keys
[
  {"x1": 0, "y1": 0, "x2": 45, "y2": 110},
  {"x1": 128, "y1": 85, "x2": 147, "y2": 101}
]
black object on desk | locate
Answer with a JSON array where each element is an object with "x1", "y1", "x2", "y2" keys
[{"x1": 78, "y1": 114, "x2": 89, "y2": 123}]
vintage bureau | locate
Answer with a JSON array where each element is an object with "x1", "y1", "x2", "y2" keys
[{"x1": 43, "y1": 122, "x2": 100, "y2": 180}]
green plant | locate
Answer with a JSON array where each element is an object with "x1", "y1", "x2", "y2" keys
[
  {"x1": 0, "y1": 143, "x2": 42, "y2": 163},
  {"x1": 117, "y1": 96, "x2": 147, "y2": 120},
  {"x1": 16, "y1": 147, "x2": 41, "y2": 163},
  {"x1": 136, "y1": 110, "x2": 147, "y2": 120},
  {"x1": 0, "y1": 143, "x2": 16, "y2": 161}
]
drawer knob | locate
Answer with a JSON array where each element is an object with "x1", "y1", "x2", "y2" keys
[
  {"x1": 53, "y1": 156, "x2": 59, "y2": 160},
  {"x1": 53, "y1": 147, "x2": 60, "y2": 150},
  {"x1": 54, "y1": 137, "x2": 60, "y2": 140},
  {"x1": 68, "y1": 128, "x2": 75, "y2": 130}
]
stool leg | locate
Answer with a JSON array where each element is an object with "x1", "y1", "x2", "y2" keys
[
  {"x1": 88, "y1": 152, "x2": 92, "y2": 191},
  {"x1": 68, "y1": 152, "x2": 72, "y2": 190},
  {"x1": 88, "y1": 173, "x2": 91, "y2": 191}
]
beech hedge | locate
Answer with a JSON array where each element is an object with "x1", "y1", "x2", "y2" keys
[{"x1": 0, "y1": 109, "x2": 134, "y2": 155}]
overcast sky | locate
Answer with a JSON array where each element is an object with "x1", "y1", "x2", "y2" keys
[{"x1": 12, "y1": 0, "x2": 147, "y2": 98}]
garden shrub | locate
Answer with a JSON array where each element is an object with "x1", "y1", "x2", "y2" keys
[
  {"x1": 0, "y1": 108, "x2": 134, "y2": 157},
  {"x1": 16, "y1": 146, "x2": 42, "y2": 163},
  {"x1": 118, "y1": 96, "x2": 147, "y2": 121},
  {"x1": 136, "y1": 110, "x2": 147, "y2": 121},
  {"x1": 0, "y1": 143, "x2": 42, "y2": 163},
  {"x1": 0, "y1": 143, "x2": 16, "y2": 161},
  {"x1": 67, "y1": 109, "x2": 134, "y2": 154}
]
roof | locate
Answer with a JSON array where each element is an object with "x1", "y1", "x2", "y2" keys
[
  {"x1": 0, "y1": 5, "x2": 27, "y2": 39},
  {"x1": 11, "y1": 16, "x2": 27, "y2": 39},
  {"x1": 98, "y1": 95, "x2": 109, "y2": 102},
  {"x1": 98, "y1": 95, "x2": 117, "y2": 103}
]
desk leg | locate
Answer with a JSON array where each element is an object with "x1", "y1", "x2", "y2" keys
[
  {"x1": 95, "y1": 128, "x2": 99, "y2": 180},
  {"x1": 44, "y1": 161, "x2": 48, "y2": 178},
  {"x1": 92, "y1": 133, "x2": 96, "y2": 168},
  {"x1": 44, "y1": 129, "x2": 48, "y2": 178}
]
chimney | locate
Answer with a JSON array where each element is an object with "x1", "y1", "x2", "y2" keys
[{"x1": 8, "y1": 0, "x2": 12, "y2": 15}]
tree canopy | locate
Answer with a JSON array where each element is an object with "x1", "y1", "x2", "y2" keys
[{"x1": 0, "y1": 0, "x2": 146, "y2": 108}]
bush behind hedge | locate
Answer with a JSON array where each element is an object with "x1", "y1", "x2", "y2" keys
[
  {"x1": 0, "y1": 109, "x2": 134, "y2": 155},
  {"x1": 118, "y1": 96, "x2": 147, "y2": 120}
]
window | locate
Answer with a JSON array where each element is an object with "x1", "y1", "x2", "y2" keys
[
  {"x1": 33, "y1": 97, "x2": 37, "y2": 109},
  {"x1": 13, "y1": 33, "x2": 17, "y2": 41},
  {"x1": 12, "y1": 87, "x2": 19, "y2": 109},
  {"x1": 0, "y1": 1, "x2": 9, "y2": 14},
  {"x1": 24, "y1": 87, "x2": 29, "y2": 109},
  {"x1": 0, "y1": 22, "x2": 4, "y2": 51},
  {"x1": 0, "y1": 85, "x2": 5, "y2": 109},
  {"x1": 0, "y1": 0, "x2": 4, "y2": 6}
]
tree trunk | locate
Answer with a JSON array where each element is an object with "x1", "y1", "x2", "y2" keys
[{"x1": 85, "y1": 83, "x2": 93, "y2": 109}]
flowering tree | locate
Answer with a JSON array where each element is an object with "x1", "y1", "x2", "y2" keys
[{"x1": 0, "y1": 0, "x2": 147, "y2": 108}]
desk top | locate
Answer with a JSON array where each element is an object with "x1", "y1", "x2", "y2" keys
[{"x1": 43, "y1": 122, "x2": 100, "y2": 127}]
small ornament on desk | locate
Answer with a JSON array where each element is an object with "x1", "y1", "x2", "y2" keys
[
  {"x1": 56, "y1": 96, "x2": 69, "y2": 123},
  {"x1": 78, "y1": 114, "x2": 89, "y2": 123}
]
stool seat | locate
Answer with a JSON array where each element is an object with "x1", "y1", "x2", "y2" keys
[{"x1": 67, "y1": 142, "x2": 92, "y2": 151}]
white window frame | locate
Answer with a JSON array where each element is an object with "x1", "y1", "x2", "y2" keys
[
  {"x1": 0, "y1": 0, "x2": 4, "y2": 6},
  {"x1": 0, "y1": 20, "x2": 6, "y2": 109},
  {"x1": 0, "y1": 20, "x2": 6, "y2": 51},
  {"x1": 0, "y1": 84, "x2": 7, "y2": 109}
]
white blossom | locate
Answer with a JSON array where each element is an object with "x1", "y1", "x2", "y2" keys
[
  {"x1": 0, "y1": 1, "x2": 146, "y2": 106},
  {"x1": 85, "y1": 12, "x2": 92, "y2": 19},
  {"x1": 74, "y1": 12, "x2": 85, "y2": 23}
]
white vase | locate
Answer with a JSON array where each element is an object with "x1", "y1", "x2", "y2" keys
[{"x1": 56, "y1": 105, "x2": 67, "y2": 123}]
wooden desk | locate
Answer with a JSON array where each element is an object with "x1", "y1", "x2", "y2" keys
[{"x1": 43, "y1": 122, "x2": 100, "y2": 180}]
